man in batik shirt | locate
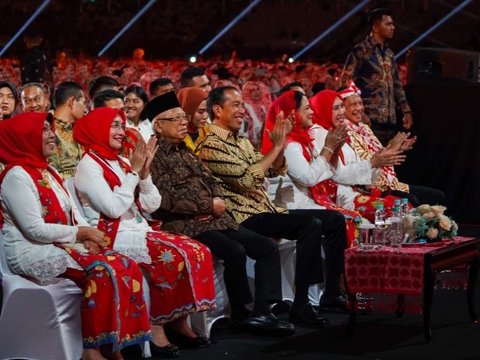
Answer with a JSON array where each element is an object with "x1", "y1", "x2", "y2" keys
[
  {"x1": 341, "y1": 8, "x2": 413, "y2": 145},
  {"x1": 48, "y1": 81, "x2": 87, "y2": 179}
]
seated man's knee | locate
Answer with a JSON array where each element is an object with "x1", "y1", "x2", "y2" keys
[
  {"x1": 224, "y1": 243, "x2": 247, "y2": 265},
  {"x1": 330, "y1": 210, "x2": 346, "y2": 226}
]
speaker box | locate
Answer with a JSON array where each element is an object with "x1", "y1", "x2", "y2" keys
[{"x1": 406, "y1": 47, "x2": 480, "y2": 84}]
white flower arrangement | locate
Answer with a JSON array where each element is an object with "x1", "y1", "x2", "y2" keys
[{"x1": 402, "y1": 204, "x2": 458, "y2": 242}]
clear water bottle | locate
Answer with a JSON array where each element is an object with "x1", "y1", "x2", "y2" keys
[
  {"x1": 400, "y1": 198, "x2": 410, "y2": 243},
  {"x1": 353, "y1": 217, "x2": 362, "y2": 247},
  {"x1": 374, "y1": 204, "x2": 386, "y2": 246},
  {"x1": 400, "y1": 198, "x2": 409, "y2": 216},
  {"x1": 388, "y1": 205, "x2": 402, "y2": 250}
]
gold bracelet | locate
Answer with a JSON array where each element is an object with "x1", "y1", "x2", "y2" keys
[{"x1": 323, "y1": 146, "x2": 334, "y2": 154}]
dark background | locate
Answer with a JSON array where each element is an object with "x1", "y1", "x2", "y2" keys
[
  {"x1": 1, "y1": 0, "x2": 480, "y2": 224},
  {"x1": 1, "y1": 0, "x2": 480, "y2": 61}
]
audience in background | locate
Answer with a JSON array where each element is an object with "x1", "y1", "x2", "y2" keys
[
  {"x1": 88, "y1": 75, "x2": 120, "y2": 100},
  {"x1": 124, "y1": 84, "x2": 153, "y2": 142},
  {"x1": 180, "y1": 67, "x2": 212, "y2": 94},
  {"x1": 92, "y1": 89, "x2": 125, "y2": 110},
  {"x1": 20, "y1": 82, "x2": 50, "y2": 113},
  {"x1": 176, "y1": 87, "x2": 209, "y2": 154},
  {"x1": 149, "y1": 77, "x2": 175, "y2": 98},
  {"x1": 0, "y1": 82, "x2": 17, "y2": 120}
]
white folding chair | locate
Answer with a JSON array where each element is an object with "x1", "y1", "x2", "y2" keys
[
  {"x1": 65, "y1": 177, "x2": 153, "y2": 357},
  {"x1": 189, "y1": 258, "x2": 230, "y2": 337},
  {"x1": 0, "y1": 232, "x2": 83, "y2": 360}
]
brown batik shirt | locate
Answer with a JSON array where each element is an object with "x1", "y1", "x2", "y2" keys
[{"x1": 150, "y1": 138, "x2": 238, "y2": 238}]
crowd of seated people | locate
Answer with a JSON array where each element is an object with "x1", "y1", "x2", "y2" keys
[{"x1": 0, "y1": 57, "x2": 445, "y2": 359}]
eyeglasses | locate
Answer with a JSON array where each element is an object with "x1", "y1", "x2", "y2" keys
[
  {"x1": 158, "y1": 114, "x2": 190, "y2": 123},
  {"x1": 111, "y1": 121, "x2": 126, "y2": 130}
]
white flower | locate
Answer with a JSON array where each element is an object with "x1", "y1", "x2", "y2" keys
[
  {"x1": 426, "y1": 227, "x2": 439, "y2": 240},
  {"x1": 431, "y1": 205, "x2": 446, "y2": 216},
  {"x1": 416, "y1": 204, "x2": 432, "y2": 215},
  {"x1": 439, "y1": 215, "x2": 452, "y2": 231},
  {"x1": 423, "y1": 211, "x2": 436, "y2": 220},
  {"x1": 402, "y1": 214, "x2": 417, "y2": 238}
]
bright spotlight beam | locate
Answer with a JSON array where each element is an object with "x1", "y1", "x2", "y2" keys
[
  {"x1": 395, "y1": 0, "x2": 474, "y2": 60},
  {"x1": 290, "y1": 0, "x2": 371, "y2": 61},
  {"x1": 98, "y1": 0, "x2": 157, "y2": 57},
  {"x1": 198, "y1": 0, "x2": 262, "y2": 55},
  {"x1": 0, "y1": 0, "x2": 51, "y2": 58}
]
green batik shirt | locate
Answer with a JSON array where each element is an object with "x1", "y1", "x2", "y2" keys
[{"x1": 48, "y1": 118, "x2": 83, "y2": 179}]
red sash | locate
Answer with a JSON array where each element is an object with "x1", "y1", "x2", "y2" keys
[
  {"x1": 22, "y1": 166, "x2": 76, "y2": 226},
  {"x1": 1, "y1": 166, "x2": 74, "y2": 229},
  {"x1": 86, "y1": 151, "x2": 144, "y2": 248}
]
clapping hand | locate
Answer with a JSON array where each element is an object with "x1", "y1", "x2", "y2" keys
[
  {"x1": 371, "y1": 147, "x2": 406, "y2": 168},
  {"x1": 325, "y1": 125, "x2": 348, "y2": 150},
  {"x1": 387, "y1": 132, "x2": 417, "y2": 152},
  {"x1": 141, "y1": 136, "x2": 159, "y2": 179},
  {"x1": 266, "y1": 110, "x2": 294, "y2": 149},
  {"x1": 129, "y1": 138, "x2": 147, "y2": 174}
]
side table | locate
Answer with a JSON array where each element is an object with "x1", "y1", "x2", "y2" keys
[{"x1": 345, "y1": 237, "x2": 480, "y2": 342}]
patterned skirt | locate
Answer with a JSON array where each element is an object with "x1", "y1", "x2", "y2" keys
[
  {"x1": 60, "y1": 247, "x2": 152, "y2": 351},
  {"x1": 140, "y1": 231, "x2": 216, "y2": 324}
]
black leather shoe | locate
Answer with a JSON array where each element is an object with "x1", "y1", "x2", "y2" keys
[
  {"x1": 290, "y1": 303, "x2": 330, "y2": 327},
  {"x1": 244, "y1": 313, "x2": 295, "y2": 336},
  {"x1": 149, "y1": 342, "x2": 182, "y2": 358},
  {"x1": 164, "y1": 328, "x2": 211, "y2": 349},
  {"x1": 319, "y1": 295, "x2": 348, "y2": 313}
]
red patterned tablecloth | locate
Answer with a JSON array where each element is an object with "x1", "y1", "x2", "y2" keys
[{"x1": 345, "y1": 237, "x2": 473, "y2": 296}]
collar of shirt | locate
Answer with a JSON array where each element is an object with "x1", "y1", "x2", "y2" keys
[
  {"x1": 209, "y1": 123, "x2": 239, "y2": 142},
  {"x1": 158, "y1": 137, "x2": 187, "y2": 154},
  {"x1": 127, "y1": 118, "x2": 149, "y2": 128},
  {"x1": 365, "y1": 35, "x2": 390, "y2": 51},
  {"x1": 54, "y1": 117, "x2": 74, "y2": 131}
]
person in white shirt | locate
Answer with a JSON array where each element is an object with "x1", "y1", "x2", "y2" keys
[
  {"x1": 262, "y1": 90, "x2": 361, "y2": 248},
  {"x1": 124, "y1": 85, "x2": 154, "y2": 142},
  {"x1": 309, "y1": 90, "x2": 406, "y2": 222},
  {"x1": 0, "y1": 112, "x2": 151, "y2": 360},
  {"x1": 73, "y1": 107, "x2": 215, "y2": 357}
]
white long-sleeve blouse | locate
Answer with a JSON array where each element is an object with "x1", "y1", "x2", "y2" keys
[
  {"x1": 1, "y1": 166, "x2": 86, "y2": 284},
  {"x1": 74, "y1": 155, "x2": 161, "y2": 264},
  {"x1": 309, "y1": 125, "x2": 379, "y2": 210},
  {"x1": 269, "y1": 141, "x2": 334, "y2": 210}
]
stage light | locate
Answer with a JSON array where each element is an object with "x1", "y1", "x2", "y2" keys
[
  {"x1": 290, "y1": 0, "x2": 371, "y2": 61},
  {"x1": 0, "y1": 0, "x2": 51, "y2": 58},
  {"x1": 395, "y1": 0, "x2": 474, "y2": 60},
  {"x1": 198, "y1": 0, "x2": 262, "y2": 56},
  {"x1": 189, "y1": 55, "x2": 197, "y2": 63},
  {"x1": 98, "y1": 0, "x2": 157, "y2": 57},
  {"x1": 288, "y1": 57, "x2": 294, "y2": 64}
]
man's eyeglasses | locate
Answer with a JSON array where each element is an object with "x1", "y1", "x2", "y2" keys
[{"x1": 158, "y1": 114, "x2": 190, "y2": 123}]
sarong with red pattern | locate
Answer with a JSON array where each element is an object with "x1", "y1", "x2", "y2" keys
[
  {"x1": 21, "y1": 165, "x2": 151, "y2": 350},
  {"x1": 311, "y1": 179, "x2": 362, "y2": 247},
  {"x1": 87, "y1": 151, "x2": 216, "y2": 324},
  {"x1": 353, "y1": 193, "x2": 402, "y2": 223}
]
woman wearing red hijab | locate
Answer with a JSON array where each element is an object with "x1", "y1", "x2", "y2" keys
[
  {"x1": 0, "y1": 113, "x2": 151, "y2": 360},
  {"x1": 309, "y1": 90, "x2": 406, "y2": 222},
  {"x1": 73, "y1": 108, "x2": 215, "y2": 357},
  {"x1": 262, "y1": 90, "x2": 361, "y2": 247}
]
